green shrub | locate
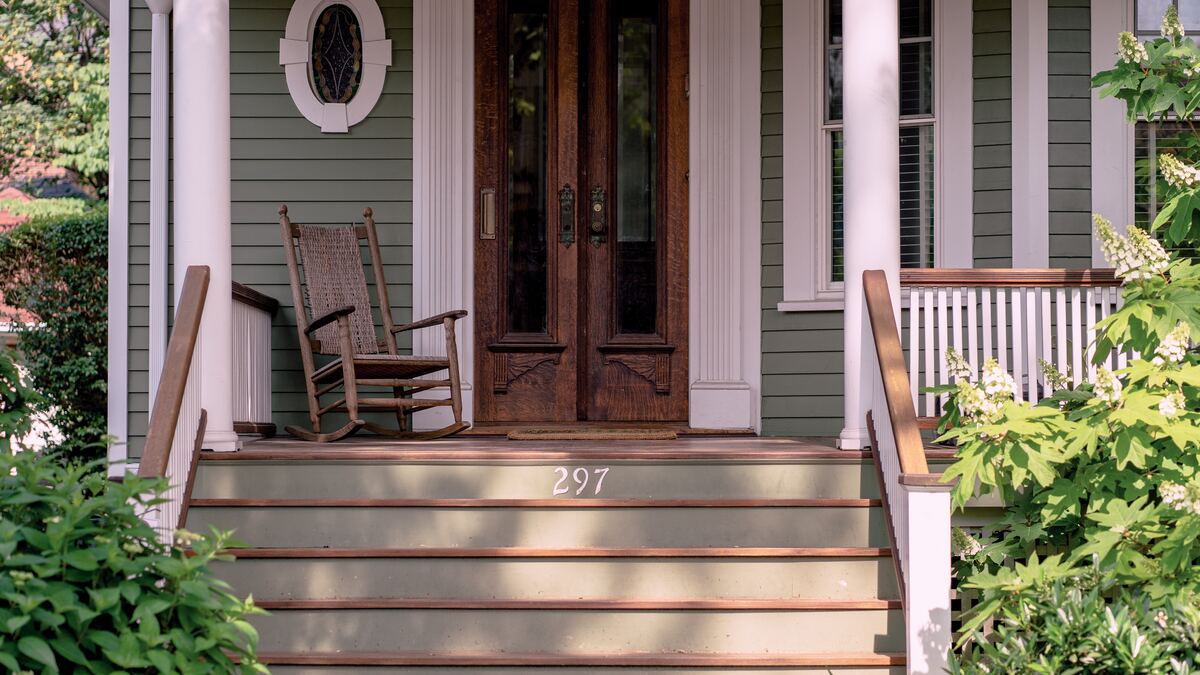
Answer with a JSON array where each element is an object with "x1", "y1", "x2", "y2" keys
[
  {"x1": 0, "y1": 198, "x2": 93, "y2": 221},
  {"x1": 939, "y1": 215, "x2": 1200, "y2": 635},
  {"x1": 950, "y1": 571, "x2": 1200, "y2": 674},
  {"x1": 0, "y1": 449, "x2": 266, "y2": 673},
  {"x1": 0, "y1": 204, "x2": 107, "y2": 460}
]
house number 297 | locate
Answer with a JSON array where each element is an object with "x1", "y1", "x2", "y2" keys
[{"x1": 552, "y1": 467, "x2": 610, "y2": 496}]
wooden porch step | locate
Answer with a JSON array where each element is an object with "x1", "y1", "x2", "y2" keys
[
  {"x1": 253, "y1": 598, "x2": 902, "y2": 611},
  {"x1": 225, "y1": 546, "x2": 892, "y2": 559},
  {"x1": 255, "y1": 651, "x2": 906, "y2": 667}
]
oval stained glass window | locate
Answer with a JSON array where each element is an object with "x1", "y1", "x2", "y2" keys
[{"x1": 311, "y1": 4, "x2": 364, "y2": 104}]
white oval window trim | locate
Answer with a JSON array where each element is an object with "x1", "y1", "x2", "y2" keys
[{"x1": 279, "y1": 0, "x2": 391, "y2": 133}]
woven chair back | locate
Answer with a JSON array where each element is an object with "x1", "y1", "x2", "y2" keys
[{"x1": 296, "y1": 224, "x2": 379, "y2": 355}]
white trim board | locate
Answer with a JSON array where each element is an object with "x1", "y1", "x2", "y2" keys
[
  {"x1": 688, "y1": 0, "x2": 762, "y2": 431},
  {"x1": 1011, "y1": 0, "x2": 1050, "y2": 267},
  {"x1": 106, "y1": 0, "x2": 130, "y2": 477},
  {"x1": 411, "y1": 0, "x2": 475, "y2": 428},
  {"x1": 778, "y1": 0, "x2": 972, "y2": 313},
  {"x1": 1091, "y1": 0, "x2": 1135, "y2": 265}
]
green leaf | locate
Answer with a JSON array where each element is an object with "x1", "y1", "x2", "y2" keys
[
  {"x1": 17, "y1": 636, "x2": 57, "y2": 670},
  {"x1": 63, "y1": 549, "x2": 98, "y2": 571}
]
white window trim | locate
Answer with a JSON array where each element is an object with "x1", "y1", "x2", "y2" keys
[
  {"x1": 779, "y1": 0, "x2": 972, "y2": 313},
  {"x1": 1092, "y1": 0, "x2": 1135, "y2": 265},
  {"x1": 107, "y1": 0, "x2": 130, "y2": 477},
  {"x1": 280, "y1": 0, "x2": 392, "y2": 133}
]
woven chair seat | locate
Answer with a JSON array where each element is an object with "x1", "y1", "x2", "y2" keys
[{"x1": 312, "y1": 354, "x2": 451, "y2": 384}]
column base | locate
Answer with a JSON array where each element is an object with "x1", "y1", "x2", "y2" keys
[
  {"x1": 837, "y1": 425, "x2": 870, "y2": 450},
  {"x1": 203, "y1": 428, "x2": 242, "y2": 453},
  {"x1": 689, "y1": 380, "x2": 756, "y2": 431}
]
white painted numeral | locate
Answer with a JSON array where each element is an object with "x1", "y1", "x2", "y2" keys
[
  {"x1": 551, "y1": 467, "x2": 611, "y2": 496},
  {"x1": 552, "y1": 467, "x2": 570, "y2": 496}
]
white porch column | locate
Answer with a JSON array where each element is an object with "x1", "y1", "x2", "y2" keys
[
  {"x1": 840, "y1": 0, "x2": 901, "y2": 449},
  {"x1": 146, "y1": 0, "x2": 171, "y2": 404},
  {"x1": 1011, "y1": 0, "x2": 1050, "y2": 267},
  {"x1": 173, "y1": 0, "x2": 238, "y2": 452},
  {"x1": 688, "y1": 0, "x2": 762, "y2": 431},
  {"x1": 412, "y1": 0, "x2": 475, "y2": 427}
]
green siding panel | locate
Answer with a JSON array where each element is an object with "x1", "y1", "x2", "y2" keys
[
  {"x1": 1048, "y1": 0, "x2": 1092, "y2": 267},
  {"x1": 125, "y1": 0, "x2": 414, "y2": 455},
  {"x1": 974, "y1": 0, "x2": 1012, "y2": 266}
]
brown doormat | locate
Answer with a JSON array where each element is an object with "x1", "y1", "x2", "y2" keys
[{"x1": 507, "y1": 428, "x2": 679, "y2": 441}]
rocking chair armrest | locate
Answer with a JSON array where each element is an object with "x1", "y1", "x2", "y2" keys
[
  {"x1": 391, "y1": 309, "x2": 469, "y2": 334},
  {"x1": 305, "y1": 305, "x2": 357, "y2": 336}
]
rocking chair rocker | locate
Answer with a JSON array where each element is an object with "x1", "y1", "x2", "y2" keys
[{"x1": 279, "y1": 204, "x2": 469, "y2": 442}]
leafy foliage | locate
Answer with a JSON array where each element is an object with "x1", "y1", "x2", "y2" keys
[
  {"x1": 0, "y1": 197, "x2": 92, "y2": 221},
  {"x1": 0, "y1": 449, "x2": 266, "y2": 673},
  {"x1": 0, "y1": 205, "x2": 107, "y2": 460},
  {"x1": 939, "y1": 220, "x2": 1200, "y2": 636},
  {"x1": 950, "y1": 570, "x2": 1200, "y2": 674},
  {"x1": 0, "y1": 347, "x2": 40, "y2": 445},
  {"x1": 0, "y1": 0, "x2": 108, "y2": 194}
]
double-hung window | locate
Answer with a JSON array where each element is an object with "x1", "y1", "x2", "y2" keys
[{"x1": 825, "y1": 0, "x2": 935, "y2": 282}]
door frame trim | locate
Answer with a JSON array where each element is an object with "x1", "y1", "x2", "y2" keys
[{"x1": 413, "y1": 0, "x2": 762, "y2": 431}]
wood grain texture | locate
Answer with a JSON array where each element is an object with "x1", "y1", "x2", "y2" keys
[
  {"x1": 231, "y1": 281, "x2": 279, "y2": 315},
  {"x1": 139, "y1": 266, "x2": 209, "y2": 479},
  {"x1": 253, "y1": 598, "x2": 901, "y2": 610},
  {"x1": 252, "y1": 651, "x2": 905, "y2": 667},
  {"x1": 224, "y1": 547, "x2": 893, "y2": 559},
  {"x1": 189, "y1": 498, "x2": 883, "y2": 508},
  {"x1": 900, "y1": 267, "x2": 1119, "y2": 287}
]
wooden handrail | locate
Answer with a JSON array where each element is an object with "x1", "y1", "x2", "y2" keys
[
  {"x1": 232, "y1": 281, "x2": 280, "y2": 315},
  {"x1": 863, "y1": 270, "x2": 928, "y2": 476},
  {"x1": 900, "y1": 267, "x2": 1119, "y2": 288},
  {"x1": 139, "y1": 265, "x2": 210, "y2": 478}
]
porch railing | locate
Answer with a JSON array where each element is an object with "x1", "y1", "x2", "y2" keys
[
  {"x1": 137, "y1": 265, "x2": 209, "y2": 540},
  {"x1": 863, "y1": 270, "x2": 953, "y2": 674},
  {"x1": 232, "y1": 282, "x2": 278, "y2": 436},
  {"x1": 901, "y1": 268, "x2": 1121, "y2": 418}
]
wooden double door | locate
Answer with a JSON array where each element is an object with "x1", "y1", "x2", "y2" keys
[{"x1": 474, "y1": 0, "x2": 688, "y2": 422}]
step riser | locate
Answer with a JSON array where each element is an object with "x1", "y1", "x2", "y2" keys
[
  {"x1": 253, "y1": 609, "x2": 904, "y2": 654},
  {"x1": 189, "y1": 506, "x2": 887, "y2": 548},
  {"x1": 191, "y1": 462, "x2": 879, "y2": 500},
  {"x1": 262, "y1": 662, "x2": 902, "y2": 667},
  {"x1": 214, "y1": 557, "x2": 899, "y2": 601}
]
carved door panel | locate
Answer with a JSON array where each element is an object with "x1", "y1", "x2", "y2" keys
[{"x1": 475, "y1": 0, "x2": 686, "y2": 422}]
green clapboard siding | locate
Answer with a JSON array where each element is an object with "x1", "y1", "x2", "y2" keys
[
  {"x1": 125, "y1": 0, "x2": 414, "y2": 456},
  {"x1": 759, "y1": 0, "x2": 844, "y2": 437},
  {"x1": 1048, "y1": 0, "x2": 1092, "y2": 267},
  {"x1": 974, "y1": 0, "x2": 1013, "y2": 266}
]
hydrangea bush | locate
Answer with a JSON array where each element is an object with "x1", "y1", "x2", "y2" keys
[{"x1": 940, "y1": 215, "x2": 1200, "y2": 638}]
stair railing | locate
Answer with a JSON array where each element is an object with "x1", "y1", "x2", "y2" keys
[
  {"x1": 232, "y1": 281, "x2": 278, "y2": 436},
  {"x1": 863, "y1": 269, "x2": 952, "y2": 674},
  {"x1": 137, "y1": 265, "x2": 210, "y2": 540},
  {"x1": 901, "y1": 268, "x2": 1121, "y2": 419}
]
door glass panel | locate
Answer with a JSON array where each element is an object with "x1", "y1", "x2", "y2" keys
[
  {"x1": 615, "y1": 13, "x2": 658, "y2": 335},
  {"x1": 507, "y1": 2, "x2": 550, "y2": 334}
]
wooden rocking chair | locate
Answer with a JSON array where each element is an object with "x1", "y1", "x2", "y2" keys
[{"x1": 279, "y1": 205, "x2": 469, "y2": 442}]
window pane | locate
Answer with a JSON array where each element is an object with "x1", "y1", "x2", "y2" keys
[
  {"x1": 506, "y1": 5, "x2": 549, "y2": 334},
  {"x1": 900, "y1": 41, "x2": 933, "y2": 116},
  {"x1": 900, "y1": 125, "x2": 935, "y2": 269},
  {"x1": 1139, "y1": 0, "x2": 1172, "y2": 32},
  {"x1": 311, "y1": 4, "x2": 363, "y2": 104},
  {"x1": 828, "y1": 0, "x2": 843, "y2": 45},
  {"x1": 826, "y1": 46, "x2": 843, "y2": 122},
  {"x1": 900, "y1": 0, "x2": 932, "y2": 38},
  {"x1": 831, "y1": 130, "x2": 845, "y2": 282},
  {"x1": 1180, "y1": 0, "x2": 1200, "y2": 30},
  {"x1": 615, "y1": 15, "x2": 659, "y2": 335},
  {"x1": 1134, "y1": 121, "x2": 1191, "y2": 228}
]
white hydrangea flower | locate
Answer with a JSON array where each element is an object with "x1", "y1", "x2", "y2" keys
[
  {"x1": 1119, "y1": 31, "x2": 1150, "y2": 64},
  {"x1": 1158, "y1": 153, "x2": 1200, "y2": 189},
  {"x1": 1094, "y1": 366, "x2": 1123, "y2": 405},
  {"x1": 945, "y1": 347, "x2": 974, "y2": 380},
  {"x1": 951, "y1": 527, "x2": 983, "y2": 559},
  {"x1": 1159, "y1": 391, "x2": 1186, "y2": 418},
  {"x1": 1039, "y1": 359, "x2": 1072, "y2": 391},
  {"x1": 1161, "y1": 481, "x2": 1200, "y2": 515},
  {"x1": 981, "y1": 358, "x2": 1019, "y2": 401},
  {"x1": 1155, "y1": 322, "x2": 1191, "y2": 365},
  {"x1": 1095, "y1": 215, "x2": 1170, "y2": 282},
  {"x1": 1163, "y1": 4, "x2": 1186, "y2": 42}
]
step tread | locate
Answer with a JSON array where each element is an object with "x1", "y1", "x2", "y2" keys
[
  {"x1": 253, "y1": 598, "x2": 901, "y2": 610},
  {"x1": 254, "y1": 651, "x2": 906, "y2": 667},
  {"x1": 192, "y1": 498, "x2": 881, "y2": 508},
  {"x1": 227, "y1": 547, "x2": 893, "y2": 558}
]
